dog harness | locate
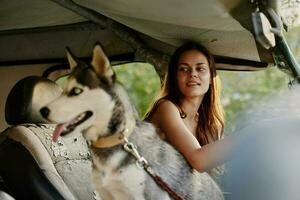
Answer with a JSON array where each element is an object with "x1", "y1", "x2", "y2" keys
[
  {"x1": 92, "y1": 124, "x2": 185, "y2": 200},
  {"x1": 122, "y1": 137, "x2": 185, "y2": 200}
]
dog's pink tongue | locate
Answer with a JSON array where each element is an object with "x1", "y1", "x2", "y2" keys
[{"x1": 52, "y1": 123, "x2": 67, "y2": 142}]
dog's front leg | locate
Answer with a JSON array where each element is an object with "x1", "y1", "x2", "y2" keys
[
  {"x1": 95, "y1": 182, "x2": 145, "y2": 200},
  {"x1": 96, "y1": 188, "x2": 114, "y2": 200},
  {"x1": 92, "y1": 168, "x2": 144, "y2": 200}
]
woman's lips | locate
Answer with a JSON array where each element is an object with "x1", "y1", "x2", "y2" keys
[{"x1": 186, "y1": 81, "x2": 200, "y2": 86}]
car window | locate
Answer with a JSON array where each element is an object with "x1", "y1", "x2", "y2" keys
[
  {"x1": 113, "y1": 63, "x2": 160, "y2": 118},
  {"x1": 113, "y1": 62, "x2": 290, "y2": 134},
  {"x1": 285, "y1": 26, "x2": 300, "y2": 64},
  {"x1": 220, "y1": 68, "x2": 289, "y2": 134},
  {"x1": 221, "y1": 26, "x2": 300, "y2": 134}
]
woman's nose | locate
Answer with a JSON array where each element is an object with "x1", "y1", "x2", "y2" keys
[{"x1": 190, "y1": 69, "x2": 198, "y2": 77}]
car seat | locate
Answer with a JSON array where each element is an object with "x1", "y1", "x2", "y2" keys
[{"x1": 0, "y1": 76, "x2": 96, "y2": 200}]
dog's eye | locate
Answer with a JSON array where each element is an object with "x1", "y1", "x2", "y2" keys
[{"x1": 68, "y1": 87, "x2": 83, "y2": 96}]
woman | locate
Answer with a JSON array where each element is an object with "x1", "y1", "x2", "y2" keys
[{"x1": 145, "y1": 42, "x2": 235, "y2": 173}]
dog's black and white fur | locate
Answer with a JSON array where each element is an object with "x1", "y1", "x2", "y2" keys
[{"x1": 41, "y1": 43, "x2": 224, "y2": 200}]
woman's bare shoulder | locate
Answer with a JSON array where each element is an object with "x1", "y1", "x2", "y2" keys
[
  {"x1": 149, "y1": 99, "x2": 180, "y2": 124},
  {"x1": 156, "y1": 99, "x2": 177, "y2": 111}
]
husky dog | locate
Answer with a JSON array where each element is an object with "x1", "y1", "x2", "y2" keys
[{"x1": 40, "y1": 43, "x2": 224, "y2": 200}]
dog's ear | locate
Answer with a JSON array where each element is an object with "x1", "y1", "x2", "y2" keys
[
  {"x1": 91, "y1": 43, "x2": 114, "y2": 81},
  {"x1": 66, "y1": 47, "x2": 78, "y2": 70}
]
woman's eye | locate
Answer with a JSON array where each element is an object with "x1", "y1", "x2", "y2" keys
[
  {"x1": 197, "y1": 64, "x2": 209, "y2": 72},
  {"x1": 179, "y1": 67, "x2": 189, "y2": 72},
  {"x1": 196, "y1": 67, "x2": 205, "y2": 72}
]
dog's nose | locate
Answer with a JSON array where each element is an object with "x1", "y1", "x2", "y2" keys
[{"x1": 40, "y1": 107, "x2": 50, "y2": 118}]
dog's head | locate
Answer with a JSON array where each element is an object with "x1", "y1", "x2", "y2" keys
[{"x1": 41, "y1": 43, "x2": 132, "y2": 142}]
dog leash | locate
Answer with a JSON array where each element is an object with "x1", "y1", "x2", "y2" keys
[{"x1": 123, "y1": 137, "x2": 185, "y2": 200}]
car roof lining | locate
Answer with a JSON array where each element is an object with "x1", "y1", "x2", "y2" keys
[{"x1": 1, "y1": 0, "x2": 299, "y2": 74}]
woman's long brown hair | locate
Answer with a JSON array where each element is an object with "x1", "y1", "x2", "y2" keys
[{"x1": 145, "y1": 42, "x2": 224, "y2": 146}]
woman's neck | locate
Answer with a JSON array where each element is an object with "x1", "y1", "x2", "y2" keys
[{"x1": 180, "y1": 96, "x2": 203, "y2": 116}]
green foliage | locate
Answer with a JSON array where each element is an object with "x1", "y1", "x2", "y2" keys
[
  {"x1": 56, "y1": 75, "x2": 68, "y2": 86},
  {"x1": 113, "y1": 63, "x2": 161, "y2": 118},
  {"x1": 285, "y1": 26, "x2": 300, "y2": 64},
  {"x1": 219, "y1": 67, "x2": 289, "y2": 134}
]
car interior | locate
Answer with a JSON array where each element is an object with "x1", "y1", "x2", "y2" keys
[{"x1": 1, "y1": 0, "x2": 300, "y2": 199}]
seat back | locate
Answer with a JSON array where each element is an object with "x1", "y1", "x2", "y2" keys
[{"x1": 0, "y1": 76, "x2": 95, "y2": 200}]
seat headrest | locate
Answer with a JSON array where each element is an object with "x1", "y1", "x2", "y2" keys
[{"x1": 5, "y1": 76, "x2": 62, "y2": 125}]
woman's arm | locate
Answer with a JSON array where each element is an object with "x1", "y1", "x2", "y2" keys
[{"x1": 150, "y1": 100, "x2": 236, "y2": 172}]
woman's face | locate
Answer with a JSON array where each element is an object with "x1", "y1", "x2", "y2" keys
[{"x1": 176, "y1": 49, "x2": 211, "y2": 99}]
